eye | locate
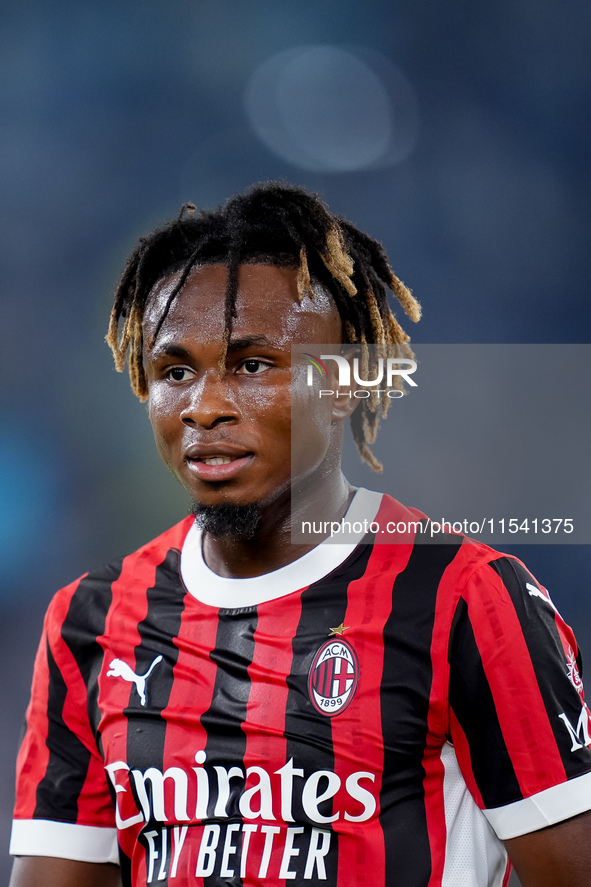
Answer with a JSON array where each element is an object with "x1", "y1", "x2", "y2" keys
[
  {"x1": 165, "y1": 366, "x2": 192, "y2": 382},
  {"x1": 237, "y1": 359, "x2": 271, "y2": 375}
]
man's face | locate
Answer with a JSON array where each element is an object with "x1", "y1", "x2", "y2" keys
[{"x1": 142, "y1": 263, "x2": 344, "y2": 513}]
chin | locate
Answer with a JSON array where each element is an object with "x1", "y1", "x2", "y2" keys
[{"x1": 191, "y1": 501, "x2": 263, "y2": 540}]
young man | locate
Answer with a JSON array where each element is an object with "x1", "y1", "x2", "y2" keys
[{"x1": 10, "y1": 183, "x2": 591, "y2": 887}]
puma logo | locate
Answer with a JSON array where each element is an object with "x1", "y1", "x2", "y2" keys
[
  {"x1": 106, "y1": 655, "x2": 163, "y2": 706},
  {"x1": 526, "y1": 582, "x2": 558, "y2": 613}
]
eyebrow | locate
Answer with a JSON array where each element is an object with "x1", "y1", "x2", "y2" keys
[
  {"x1": 226, "y1": 335, "x2": 280, "y2": 353},
  {"x1": 149, "y1": 335, "x2": 281, "y2": 361},
  {"x1": 149, "y1": 343, "x2": 193, "y2": 361}
]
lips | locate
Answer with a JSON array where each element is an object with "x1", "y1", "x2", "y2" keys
[{"x1": 184, "y1": 445, "x2": 254, "y2": 482}]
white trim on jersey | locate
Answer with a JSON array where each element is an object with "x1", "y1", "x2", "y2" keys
[
  {"x1": 440, "y1": 742, "x2": 508, "y2": 886},
  {"x1": 180, "y1": 487, "x2": 383, "y2": 609},
  {"x1": 10, "y1": 819, "x2": 119, "y2": 864},
  {"x1": 483, "y1": 769, "x2": 591, "y2": 839}
]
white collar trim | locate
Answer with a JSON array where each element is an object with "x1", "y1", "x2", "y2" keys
[{"x1": 180, "y1": 488, "x2": 382, "y2": 609}]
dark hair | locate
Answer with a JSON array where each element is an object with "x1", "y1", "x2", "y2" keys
[{"x1": 107, "y1": 181, "x2": 421, "y2": 470}]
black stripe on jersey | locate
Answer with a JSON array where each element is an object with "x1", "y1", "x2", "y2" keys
[
  {"x1": 60, "y1": 562, "x2": 122, "y2": 751},
  {"x1": 487, "y1": 557, "x2": 591, "y2": 778},
  {"x1": 284, "y1": 543, "x2": 374, "y2": 885},
  {"x1": 125, "y1": 549, "x2": 186, "y2": 887},
  {"x1": 380, "y1": 530, "x2": 462, "y2": 887},
  {"x1": 448, "y1": 596, "x2": 521, "y2": 806},
  {"x1": 126, "y1": 548, "x2": 186, "y2": 773},
  {"x1": 202, "y1": 607, "x2": 258, "y2": 810},
  {"x1": 199, "y1": 606, "x2": 258, "y2": 886},
  {"x1": 34, "y1": 641, "x2": 92, "y2": 821},
  {"x1": 34, "y1": 564, "x2": 121, "y2": 821}
]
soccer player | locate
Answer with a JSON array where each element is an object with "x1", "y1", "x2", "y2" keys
[{"x1": 9, "y1": 183, "x2": 591, "y2": 887}]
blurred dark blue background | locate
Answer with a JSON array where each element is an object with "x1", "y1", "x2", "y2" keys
[{"x1": 1, "y1": 1, "x2": 590, "y2": 880}]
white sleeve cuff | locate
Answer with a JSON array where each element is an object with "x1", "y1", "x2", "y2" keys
[
  {"x1": 10, "y1": 819, "x2": 119, "y2": 864},
  {"x1": 483, "y1": 770, "x2": 591, "y2": 839}
]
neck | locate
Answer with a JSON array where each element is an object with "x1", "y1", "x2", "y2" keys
[{"x1": 200, "y1": 470, "x2": 355, "y2": 579}]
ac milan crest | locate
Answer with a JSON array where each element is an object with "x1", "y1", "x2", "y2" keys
[{"x1": 308, "y1": 639, "x2": 359, "y2": 717}]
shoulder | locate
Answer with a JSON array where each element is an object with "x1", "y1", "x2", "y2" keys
[
  {"x1": 113, "y1": 513, "x2": 195, "y2": 574},
  {"x1": 46, "y1": 516, "x2": 194, "y2": 636},
  {"x1": 375, "y1": 492, "x2": 505, "y2": 569},
  {"x1": 373, "y1": 492, "x2": 537, "y2": 604}
]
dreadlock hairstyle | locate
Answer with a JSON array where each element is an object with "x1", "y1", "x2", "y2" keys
[{"x1": 106, "y1": 181, "x2": 421, "y2": 471}]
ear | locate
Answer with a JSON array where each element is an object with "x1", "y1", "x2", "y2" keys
[{"x1": 328, "y1": 345, "x2": 362, "y2": 423}]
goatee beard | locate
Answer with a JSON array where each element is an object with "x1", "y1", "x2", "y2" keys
[{"x1": 191, "y1": 502, "x2": 263, "y2": 540}]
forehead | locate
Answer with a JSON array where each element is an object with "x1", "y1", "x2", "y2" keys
[{"x1": 142, "y1": 263, "x2": 343, "y2": 348}]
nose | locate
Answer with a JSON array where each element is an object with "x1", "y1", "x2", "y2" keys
[{"x1": 180, "y1": 371, "x2": 239, "y2": 429}]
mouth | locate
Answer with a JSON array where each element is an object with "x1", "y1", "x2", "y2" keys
[
  {"x1": 201, "y1": 455, "x2": 236, "y2": 466},
  {"x1": 185, "y1": 452, "x2": 254, "y2": 481}
]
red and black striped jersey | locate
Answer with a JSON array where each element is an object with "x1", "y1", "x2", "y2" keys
[{"x1": 11, "y1": 490, "x2": 591, "y2": 886}]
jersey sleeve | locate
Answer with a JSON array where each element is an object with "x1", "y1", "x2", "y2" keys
[
  {"x1": 10, "y1": 577, "x2": 118, "y2": 863},
  {"x1": 447, "y1": 554, "x2": 591, "y2": 840}
]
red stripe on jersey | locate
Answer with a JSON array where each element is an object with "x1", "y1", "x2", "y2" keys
[
  {"x1": 78, "y1": 744, "x2": 118, "y2": 827},
  {"x1": 161, "y1": 593, "x2": 221, "y2": 871},
  {"x1": 132, "y1": 844, "x2": 148, "y2": 887},
  {"x1": 556, "y1": 614, "x2": 580, "y2": 666},
  {"x1": 465, "y1": 563, "x2": 567, "y2": 796},
  {"x1": 241, "y1": 591, "x2": 303, "y2": 885},
  {"x1": 13, "y1": 578, "x2": 81, "y2": 819},
  {"x1": 421, "y1": 746, "x2": 446, "y2": 887},
  {"x1": 333, "y1": 530, "x2": 414, "y2": 887}
]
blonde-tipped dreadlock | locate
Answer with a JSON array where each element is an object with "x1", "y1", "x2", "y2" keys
[
  {"x1": 320, "y1": 227, "x2": 357, "y2": 296},
  {"x1": 296, "y1": 247, "x2": 314, "y2": 301},
  {"x1": 106, "y1": 298, "x2": 149, "y2": 397},
  {"x1": 106, "y1": 181, "x2": 421, "y2": 470}
]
